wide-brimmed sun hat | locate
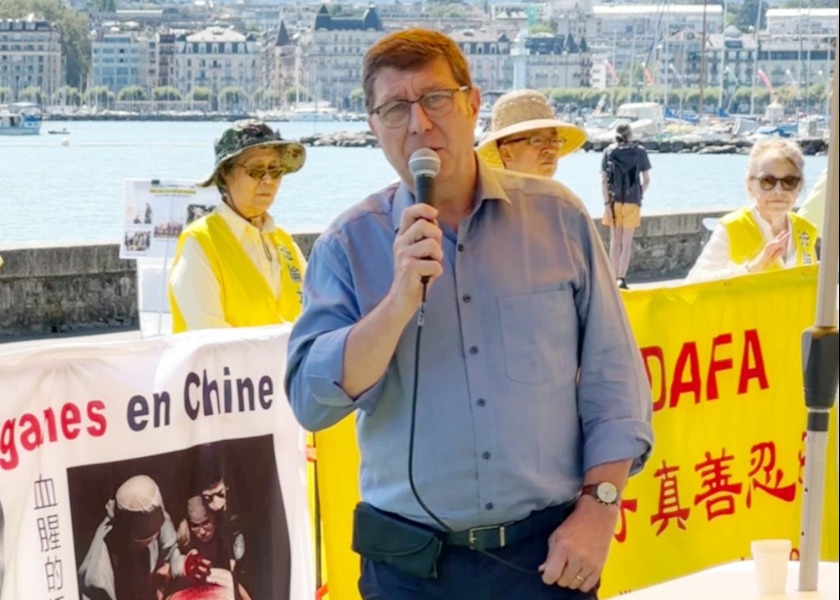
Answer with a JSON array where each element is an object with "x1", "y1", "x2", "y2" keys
[
  {"x1": 198, "y1": 119, "x2": 306, "y2": 187},
  {"x1": 477, "y1": 90, "x2": 587, "y2": 169}
]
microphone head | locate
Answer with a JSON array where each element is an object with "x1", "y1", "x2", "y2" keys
[{"x1": 408, "y1": 148, "x2": 441, "y2": 179}]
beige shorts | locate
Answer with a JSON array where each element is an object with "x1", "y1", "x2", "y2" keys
[{"x1": 603, "y1": 202, "x2": 641, "y2": 228}]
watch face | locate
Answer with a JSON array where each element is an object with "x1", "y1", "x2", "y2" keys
[{"x1": 596, "y1": 482, "x2": 619, "y2": 504}]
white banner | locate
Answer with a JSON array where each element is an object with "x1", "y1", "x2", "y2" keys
[{"x1": 0, "y1": 325, "x2": 312, "y2": 600}]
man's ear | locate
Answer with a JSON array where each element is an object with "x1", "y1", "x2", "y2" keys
[{"x1": 468, "y1": 87, "x2": 481, "y2": 117}]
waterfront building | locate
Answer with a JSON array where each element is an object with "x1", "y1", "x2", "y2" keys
[
  {"x1": 91, "y1": 30, "x2": 158, "y2": 95},
  {"x1": 450, "y1": 28, "x2": 513, "y2": 93},
  {"x1": 0, "y1": 18, "x2": 62, "y2": 103},
  {"x1": 761, "y1": 8, "x2": 838, "y2": 91},
  {"x1": 277, "y1": 5, "x2": 385, "y2": 111},
  {"x1": 174, "y1": 26, "x2": 259, "y2": 106},
  {"x1": 590, "y1": 3, "x2": 724, "y2": 77},
  {"x1": 157, "y1": 33, "x2": 176, "y2": 90},
  {"x1": 258, "y1": 23, "x2": 290, "y2": 108}
]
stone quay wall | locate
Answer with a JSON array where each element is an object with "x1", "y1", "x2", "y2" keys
[{"x1": 0, "y1": 209, "x2": 723, "y2": 340}]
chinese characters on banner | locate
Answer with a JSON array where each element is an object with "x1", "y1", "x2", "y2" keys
[{"x1": 35, "y1": 476, "x2": 64, "y2": 599}]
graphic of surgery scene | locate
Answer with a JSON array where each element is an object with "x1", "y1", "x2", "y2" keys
[{"x1": 67, "y1": 436, "x2": 290, "y2": 600}]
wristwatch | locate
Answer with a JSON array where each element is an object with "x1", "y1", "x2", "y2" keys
[{"x1": 580, "y1": 482, "x2": 620, "y2": 506}]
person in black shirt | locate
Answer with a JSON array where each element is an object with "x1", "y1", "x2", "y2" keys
[{"x1": 600, "y1": 124, "x2": 651, "y2": 289}]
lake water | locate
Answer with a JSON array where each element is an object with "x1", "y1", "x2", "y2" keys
[{"x1": 0, "y1": 120, "x2": 828, "y2": 246}]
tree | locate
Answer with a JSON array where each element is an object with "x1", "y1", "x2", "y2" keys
[
  {"x1": 52, "y1": 85, "x2": 81, "y2": 106},
  {"x1": 734, "y1": 0, "x2": 766, "y2": 32},
  {"x1": 0, "y1": 86, "x2": 11, "y2": 103},
  {"x1": 219, "y1": 86, "x2": 248, "y2": 112},
  {"x1": 153, "y1": 86, "x2": 182, "y2": 101},
  {"x1": 85, "y1": 85, "x2": 115, "y2": 108},
  {"x1": 285, "y1": 86, "x2": 311, "y2": 105},
  {"x1": 19, "y1": 86, "x2": 43, "y2": 104},
  {"x1": 0, "y1": 0, "x2": 91, "y2": 89},
  {"x1": 348, "y1": 87, "x2": 365, "y2": 113},
  {"x1": 117, "y1": 85, "x2": 147, "y2": 101},
  {"x1": 191, "y1": 86, "x2": 213, "y2": 102},
  {"x1": 530, "y1": 22, "x2": 555, "y2": 35},
  {"x1": 93, "y1": 0, "x2": 117, "y2": 12},
  {"x1": 252, "y1": 88, "x2": 279, "y2": 110}
]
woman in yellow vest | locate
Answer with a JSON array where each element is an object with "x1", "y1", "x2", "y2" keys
[
  {"x1": 686, "y1": 139, "x2": 818, "y2": 283},
  {"x1": 169, "y1": 119, "x2": 307, "y2": 331}
]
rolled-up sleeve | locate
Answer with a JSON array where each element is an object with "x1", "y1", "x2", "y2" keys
[
  {"x1": 575, "y1": 214, "x2": 653, "y2": 476},
  {"x1": 285, "y1": 237, "x2": 386, "y2": 431}
]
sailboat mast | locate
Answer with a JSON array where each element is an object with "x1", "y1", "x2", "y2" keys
[{"x1": 698, "y1": 0, "x2": 708, "y2": 119}]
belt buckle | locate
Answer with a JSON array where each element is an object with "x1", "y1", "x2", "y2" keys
[{"x1": 467, "y1": 523, "x2": 507, "y2": 550}]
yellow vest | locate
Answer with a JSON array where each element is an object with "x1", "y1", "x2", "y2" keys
[
  {"x1": 721, "y1": 206, "x2": 818, "y2": 271},
  {"x1": 169, "y1": 212, "x2": 303, "y2": 332}
]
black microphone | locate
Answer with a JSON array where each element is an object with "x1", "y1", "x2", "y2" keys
[
  {"x1": 408, "y1": 148, "x2": 440, "y2": 206},
  {"x1": 407, "y1": 149, "x2": 441, "y2": 285}
]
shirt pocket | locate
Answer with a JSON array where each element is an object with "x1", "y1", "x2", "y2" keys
[{"x1": 498, "y1": 288, "x2": 577, "y2": 385}]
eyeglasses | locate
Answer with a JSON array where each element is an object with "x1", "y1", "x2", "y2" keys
[
  {"x1": 752, "y1": 174, "x2": 801, "y2": 191},
  {"x1": 237, "y1": 163, "x2": 284, "y2": 180},
  {"x1": 370, "y1": 86, "x2": 470, "y2": 128},
  {"x1": 500, "y1": 135, "x2": 566, "y2": 149}
]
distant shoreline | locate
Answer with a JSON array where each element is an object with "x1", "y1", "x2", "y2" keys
[{"x1": 46, "y1": 113, "x2": 261, "y2": 122}]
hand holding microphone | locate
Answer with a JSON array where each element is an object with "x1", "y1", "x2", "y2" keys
[{"x1": 392, "y1": 149, "x2": 444, "y2": 306}]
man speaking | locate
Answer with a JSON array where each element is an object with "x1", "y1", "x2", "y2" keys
[{"x1": 285, "y1": 29, "x2": 653, "y2": 599}]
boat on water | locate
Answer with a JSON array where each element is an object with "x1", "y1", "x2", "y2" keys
[
  {"x1": 48, "y1": 128, "x2": 70, "y2": 135},
  {"x1": 286, "y1": 102, "x2": 338, "y2": 122},
  {"x1": 0, "y1": 102, "x2": 42, "y2": 136}
]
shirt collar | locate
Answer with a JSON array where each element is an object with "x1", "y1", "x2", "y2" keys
[
  {"x1": 216, "y1": 200, "x2": 277, "y2": 238},
  {"x1": 389, "y1": 153, "x2": 511, "y2": 233}
]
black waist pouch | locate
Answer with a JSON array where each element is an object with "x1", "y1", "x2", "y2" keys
[{"x1": 351, "y1": 502, "x2": 443, "y2": 579}]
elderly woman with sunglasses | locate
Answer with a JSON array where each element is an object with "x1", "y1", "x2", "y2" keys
[
  {"x1": 168, "y1": 119, "x2": 307, "y2": 332},
  {"x1": 686, "y1": 139, "x2": 818, "y2": 283}
]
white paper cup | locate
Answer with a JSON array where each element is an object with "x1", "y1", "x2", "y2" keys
[{"x1": 751, "y1": 539, "x2": 791, "y2": 594}]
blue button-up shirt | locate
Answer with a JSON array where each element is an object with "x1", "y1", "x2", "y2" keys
[{"x1": 286, "y1": 158, "x2": 653, "y2": 530}]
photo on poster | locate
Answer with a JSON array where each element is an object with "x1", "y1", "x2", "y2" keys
[
  {"x1": 124, "y1": 230, "x2": 152, "y2": 253},
  {"x1": 186, "y1": 204, "x2": 214, "y2": 226},
  {"x1": 152, "y1": 221, "x2": 184, "y2": 239},
  {"x1": 120, "y1": 181, "x2": 219, "y2": 259},
  {"x1": 68, "y1": 436, "x2": 290, "y2": 600}
]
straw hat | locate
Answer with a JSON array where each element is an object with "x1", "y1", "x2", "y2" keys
[
  {"x1": 477, "y1": 90, "x2": 587, "y2": 169},
  {"x1": 198, "y1": 119, "x2": 306, "y2": 187}
]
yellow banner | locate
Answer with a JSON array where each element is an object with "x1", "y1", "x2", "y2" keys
[
  {"x1": 315, "y1": 266, "x2": 838, "y2": 599},
  {"x1": 604, "y1": 265, "x2": 837, "y2": 595}
]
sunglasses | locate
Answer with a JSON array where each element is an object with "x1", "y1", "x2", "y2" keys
[
  {"x1": 237, "y1": 163, "x2": 284, "y2": 180},
  {"x1": 752, "y1": 174, "x2": 801, "y2": 191}
]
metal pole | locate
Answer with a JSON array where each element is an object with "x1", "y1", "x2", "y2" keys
[
  {"x1": 699, "y1": 0, "x2": 708, "y2": 119},
  {"x1": 750, "y1": 0, "x2": 763, "y2": 115},
  {"x1": 719, "y1": 0, "x2": 728, "y2": 111},
  {"x1": 798, "y1": 35, "x2": 840, "y2": 593}
]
